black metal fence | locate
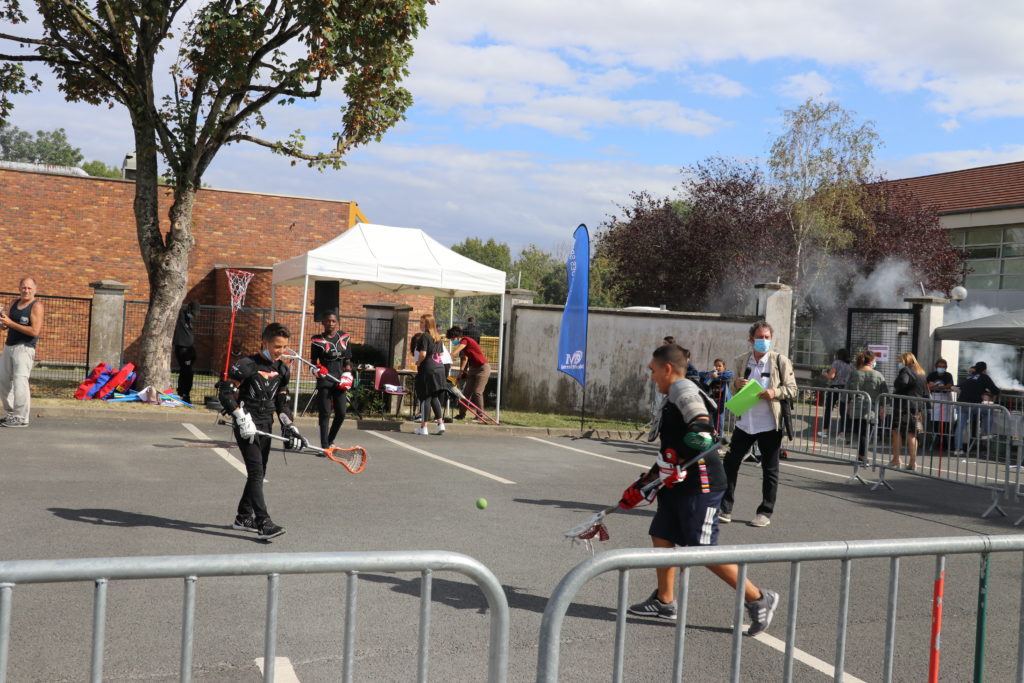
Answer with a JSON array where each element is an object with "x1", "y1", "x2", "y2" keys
[
  {"x1": 0, "y1": 292, "x2": 91, "y2": 392},
  {"x1": 847, "y1": 307, "x2": 920, "y2": 386}
]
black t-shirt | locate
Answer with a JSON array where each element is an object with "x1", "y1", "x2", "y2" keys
[
  {"x1": 416, "y1": 333, "x2": 441, "y2": 368},
  {"x1": 926, "y1": 371, "x2": 954, "y2": 390},
  {"x1": 657, "y1": 400, "x2": 726, "y2": 495},
  {"x1": 173, "y1": 303, "x2": 198, "y2": 347},
  {"x1": 462, "y1": 324, "x2": 481, "y2": 344},
  {"x1": 959, "y1": 372, "x2": 1000, "y2": 403},
  {"x1": 218, "y1": 352, "x2": 293, "y2": 424}
]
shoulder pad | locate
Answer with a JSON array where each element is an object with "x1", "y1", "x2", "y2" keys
[
  {"x1": 228, "y1": 356, "x2": 256, "y2": 382},
  {"x1": 668, "y1": 379, "x2": 708, "y2": 424}
]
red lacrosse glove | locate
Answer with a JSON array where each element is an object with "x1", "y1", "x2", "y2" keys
[
  {"x1": 338, "y1": 371, "x2": 354, "y2": 390},
  {"x1": 619, "y1": 486, "x2": 645, "y2": 509},
  {"x1": 314, "y1": 363, "x2": 329, "y2": 379}
]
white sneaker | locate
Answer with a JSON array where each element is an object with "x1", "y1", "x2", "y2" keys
[
  {"x1": 817, "y1": 430, "x2": 829, "y2": 437},
  {"x1": 413, "y1": 426, "x2": 428, "y2": 435},
  {"x1": 434, "y1": 423, "x2": 446, "y2": 435}
]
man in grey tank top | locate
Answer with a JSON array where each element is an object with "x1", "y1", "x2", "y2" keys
[{"x1": 0, "y1": 277, "x2": 45, "y2": 427}]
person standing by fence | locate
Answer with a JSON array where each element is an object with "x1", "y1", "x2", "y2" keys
[
  {"x1": 818, "y1": 348, "x2": 852, "y2": 439},
  {"x1": 0, "y1": 277, "x2": 44, "y2": 428},
  {"x1": 173, "y1": 300, "x2": 199, "y2": 405},
  {"x1": 845, "y1": 351, "x2": 888, "y2": 465},
  {"x1": 926, "y1": 358, "x2": 956, "y2": 450},
  {"x1": 719, "y1": 321, "x2": 797, "y2": 529},
  {"x1": 890, "y1": 352, "x2": 928, "y2": 470},
  {"x1": 954, "y1": 362, "x2": 1000, "y2": 457},
  {"x1": 413, "y1": 314, "x2": 447, "y2": 436}
]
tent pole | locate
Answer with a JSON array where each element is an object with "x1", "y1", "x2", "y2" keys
[
  {"x1": 294, "y1": 275, "x2": 310, "y2": 415},
  {"x1": 496, "y1": 293, "x2": 505, "y2": 423},
  {"x1": 449, "y1": 297, "x2": 454, "y2": 331},
  {"x1": 271, "y1": 284, "x2": 277, "y2": 319}
]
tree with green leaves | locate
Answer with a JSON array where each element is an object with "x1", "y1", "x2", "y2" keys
[
  {"x1": 0, "y1": 0, "x2": 434, "y2": 389},
  {"x1": 768, "y1": 98, "x2": 880, "y2": 315},
  {"x1": 0, "y1": 121, "x2": 82, "y2": 165},
  {"x1": 81, "y1": 159, "x2": 122, "y2": 178}
]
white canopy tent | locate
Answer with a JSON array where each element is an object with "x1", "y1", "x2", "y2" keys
[
  {"x1": 934, "y1": 308, "x2": 1024, "y2": 346},
  {"x1": 271, "y1": 223, "x2": 508, "y2": 419}
]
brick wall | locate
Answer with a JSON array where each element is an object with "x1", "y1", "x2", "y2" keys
[{"x1": 0, "y1": 168, "x2": 434, "y2": 369}]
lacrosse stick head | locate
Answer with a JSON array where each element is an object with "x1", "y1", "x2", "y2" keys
[
  {"x1": 323, "y1": 445, "x2": 367, "y2": 474},
  {"x1": 225, "y1": 269, "x2": 256, "y2": 312},
  {"x1": 564, "y1": 507, "x2": 614, "y2": 552}
]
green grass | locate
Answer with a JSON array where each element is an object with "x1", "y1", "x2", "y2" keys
[{"x1": 497, "y1": 410, "x2": 643, "y2": 431}]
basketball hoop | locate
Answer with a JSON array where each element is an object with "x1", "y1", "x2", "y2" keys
[{"x1": 222, "y1": 269, "x2": 255, "y2": 381}]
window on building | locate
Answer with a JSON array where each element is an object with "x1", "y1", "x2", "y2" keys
[{"x1": 953, "y1": 225, "x2": 1024, "y2": 291}]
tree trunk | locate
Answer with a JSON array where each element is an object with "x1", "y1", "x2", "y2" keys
[
  {"x1": 129, "y1": 116, "x2": 197, "y2": 390},
  {"x1": 135, "y1": 188, "x2": 196, "y2": 391}
]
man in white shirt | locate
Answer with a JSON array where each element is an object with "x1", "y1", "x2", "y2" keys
[{"x1": 719, "y1": 321, "x2": 797, "y2": 528}]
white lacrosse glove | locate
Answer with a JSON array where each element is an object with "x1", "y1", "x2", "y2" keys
[
  {"x1": 656, "y1": 448, "x2": 688, "y2": 488},
  {"x1": 232, "y1": 409, "x2": 257, "y2": 443}
]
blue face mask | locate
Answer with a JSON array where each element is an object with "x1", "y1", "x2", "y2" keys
[
  {"x1": 753, "y1": 338, "x2": 771, "y2": 353},
  {"x1": 262, "y1": 348, "x2": 273, "y2": 360},
  {"x1": 897, "y1": 362, "x2": 905, "y2": 369}
]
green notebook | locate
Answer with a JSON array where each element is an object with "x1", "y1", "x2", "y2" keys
[{"x1": 724, "y1": 377, "x2": 765, "y2": 416}]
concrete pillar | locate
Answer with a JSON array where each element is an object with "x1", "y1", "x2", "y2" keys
[
  {"x1": 904, "y1": 296, "x2": 958, "y2": 377},
  {"x1": 363, "y1": 303, "x2": 412, "y2": 369},
  {"x1": 501, "y1": 289, "x2": 537, "y2": 401},
  {"x1": 502, "y1": 288, "x2": 536, "y2": 328},
  {"x1": 88, "y1": 280, "x2": 129, "y2": 368},
  {"x1": 753, "y1": 282, "x2": 793, "y2": 356}
]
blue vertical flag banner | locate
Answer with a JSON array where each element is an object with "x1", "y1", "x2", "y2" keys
[{"x1": 557, "y1": 224, "x2": 589, "y2": 387}]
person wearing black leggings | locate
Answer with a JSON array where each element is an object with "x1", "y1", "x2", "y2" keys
[{"x1": 310, "y1": 312, "x2": 353, "y2": 449}]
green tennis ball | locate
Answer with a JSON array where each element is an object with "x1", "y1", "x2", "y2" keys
[{"x1": 476, "y1": 498, "x2": 488, "y2": 510}]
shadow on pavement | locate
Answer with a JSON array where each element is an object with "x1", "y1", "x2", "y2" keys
[
  {"x1": 47, "y1": 507, "x2": 265, "y2": 543},
  {"x1": 358, "y1": 572, "x2": 729, "y2": 632}
]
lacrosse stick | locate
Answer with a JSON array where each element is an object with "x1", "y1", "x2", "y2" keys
[
  {"x1": 283, "y1": 349, "x2": 345, "y2": 385},
  {"x1": 563, "y1": 440, "x2": 729, "y2": 550},
  {"x1": 447, "y1": 376, "x2": 499, "y2": 424},
  {"x1": 221, "y1": 269, "x2": 255, "y2": 381},
  {"x1": 219, "y1": 418, "x2": 367, "y2": 473}
]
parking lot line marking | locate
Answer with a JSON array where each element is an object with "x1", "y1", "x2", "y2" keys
[
  {"x1": 368, "y1": 431, "x2": 516, "y2": 484},
  {"x1": 182, "y1": 423, "x2": 256, "y2": 479},
  {"x1": 752, "y1": 632, "x2": 867, "y2": 682},
  {"x1": 182, "y1": 422, "x2": 211, "y2": 441},
  {"x1": 524, "y1": 436, "x2": 649, "y2": 469},
  {"x1": 779, "y1": 462, "x2": 855, "y2": 480},
  {"x1": 255, "y1": 656, "x2": 301, "y2": 682}
]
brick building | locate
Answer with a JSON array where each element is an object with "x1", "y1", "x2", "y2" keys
[{"x1": 0, "y1": 165, "x2": 434, "y2": 373}]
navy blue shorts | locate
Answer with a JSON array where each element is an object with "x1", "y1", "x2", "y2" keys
[{"x1": 648, "y1": 490, "x2": 724, "y2": 547}]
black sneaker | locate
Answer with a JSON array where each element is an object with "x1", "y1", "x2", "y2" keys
[
  {"x1": 628, "y1": 590, "x2": 677, "y2": 620},
  {"x1": 745, "y1": 588, "x2": 779, "y2": 636},
  {"x1": 258, "y1": 521, "x2": 285, "y2": 540},
  {"x1": 232, "y1": 515, "x2": 258, "y2": 532}
]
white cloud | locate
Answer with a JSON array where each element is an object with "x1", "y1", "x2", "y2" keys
[
  {"x1": 882, "y1": 145, "x2": 1024, "y2": 179},
  {"x1": 776, "y1": 71, "x2": 834, "y2": 101},
  {"x1": 686, "y1": 73, "x2": 750, "y2": 98},
  {"x1": 204, "y1": 141, "x2": 680, "y2": 250}
]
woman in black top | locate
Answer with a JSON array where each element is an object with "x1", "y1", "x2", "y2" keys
[
  {"x1": 891, "y1": 352, "x2": 929, "y2": 470},
  {"x1": 413, "y1": 314, "x2": 447, "y2": 436},
  {"x1": 310, "y1": 312, "x2": 353, "y2": 449}
]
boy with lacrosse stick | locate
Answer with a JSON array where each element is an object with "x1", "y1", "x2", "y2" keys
[
  {"x1": 310, "y1": 311, "x2": 355, "y2": 450},
  {"x1": 217, "y1": 322, "x2": 308, "y2": 540},
  {"x1": 623, "y1": 344, "x2": 778, "y2": 634}
]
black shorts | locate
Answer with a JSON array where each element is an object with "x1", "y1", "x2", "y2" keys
[{"x1": 649, "y1": 490, "x2": 724, "y2": 547}]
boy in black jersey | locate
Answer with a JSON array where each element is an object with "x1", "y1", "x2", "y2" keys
[
  {"x1": 622, "y1": 344, "x2": 778, "y2": 634},
  {"x1": 310, "y1": 311, "x2": 355, "y2": 449},
  {"x1": 218, "y1": 322, "x2": 308, "y2": 540}
]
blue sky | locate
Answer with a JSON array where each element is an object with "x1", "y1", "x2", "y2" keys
[{"x1": 8, "y1": 0, "x2": 1024, "y2": 254}]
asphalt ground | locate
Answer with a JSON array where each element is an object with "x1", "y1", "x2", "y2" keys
[{"x1": 2, "y1": 416, "x2": 1024, "y2": 682}]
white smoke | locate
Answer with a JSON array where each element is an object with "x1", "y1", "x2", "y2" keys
[
  {"x1": 848, "y1": 258, "x2": 921, "y2": 308},
  {"x1": 945, "y1": 303, "x2": 1024, "y2": 390}
]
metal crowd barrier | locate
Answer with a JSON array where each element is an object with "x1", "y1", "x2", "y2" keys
[
  {"x1": 718, "y1": 385, "x2": 1024, "y2": 517},
  {"x1": 872, "y1": 394, "x2": 1024, "y2": 518},
  {"x1": 536, "y1": 535, "x2": 1024, "y2": 683},
  {"x1": 0, "y1": 550, "x2": 509, "y2": 683}
]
